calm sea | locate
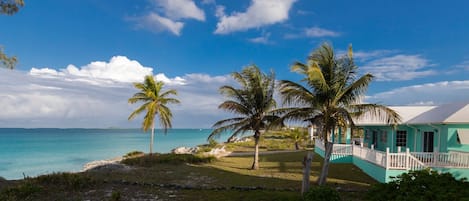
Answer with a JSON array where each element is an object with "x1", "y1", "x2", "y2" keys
[{"x1": 0, "y1": 128, "x2": 228, "y2": 180}]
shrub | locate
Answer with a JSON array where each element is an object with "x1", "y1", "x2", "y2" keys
[
  {"x1": 123, "y1": 150, "x2": 144, "y2": 158},
  {"x1": 367, "y1": 169, "x2": 469, "y2": 201},
  {"x1": 35, "y1": 172, "x2": 96, "y2": 191},
  {"x1": 110, "y1": 191, "x2": 121, "y2": 201},
  {"x1": 0, "y1": 181, "x2": 42, "y2": 201},
  {"x1": 122, "y1": 153, "x2": 215, "y2": 167},
  {"x1": 303, "y1": 185, "x2": 341, "y2": 201}
]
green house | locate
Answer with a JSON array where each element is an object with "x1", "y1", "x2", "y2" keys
[{"x1": 315, "y1": 102, "x2": 469, "y2": 182}]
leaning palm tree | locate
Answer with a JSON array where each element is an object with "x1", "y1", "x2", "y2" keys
[
  {"x1": 208, "y1": 65, "x2": 279, "y2": 170},
  {"x1": 279, "y1": 43, "x2": 401, "y2": 185},
  {"x1": 128, "y1": 75, "x2": 180, "y2": 154}
]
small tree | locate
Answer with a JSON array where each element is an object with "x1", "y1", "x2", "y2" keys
[
  {"x1": 128, "y1": 75, "x2": 180, "y2": 154},
  {"x1": 208, "y1": 65, "x2": 279, "y2": 170}
]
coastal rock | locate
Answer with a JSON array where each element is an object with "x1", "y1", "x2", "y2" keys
[
  {"x1": 171, "y1": 146, "x2": 199, "y2": 154},
  {"x1": 83, "y1": 158, "x2": 130, "y2": 172},
  {"x1": 233, "y1": 137, "x2": 252, "y2": 143},
  {"x1": 203, "y1": 146, "x2": 231, "y2": 158}
]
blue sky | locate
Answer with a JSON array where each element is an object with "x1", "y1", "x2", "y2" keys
[{"x1": 1, "y1": 0, "x2": 469, "y2": 128}]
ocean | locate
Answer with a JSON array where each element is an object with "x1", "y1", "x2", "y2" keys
[{"x1": 0, "y1": 128, "x2": 228, "y2": 180}]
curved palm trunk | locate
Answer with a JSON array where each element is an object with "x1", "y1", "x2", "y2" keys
[
  {"x1": 295, "y1": 141, "x2": 300, "y2": 150},
  {"x1": 150, "y1": 122, "x2": 155, "y2": 155},
  {"x1": 251, "y1": 131, "x2": 261, "y2": 170},
  {"x1": 318, "y1": 129, "x2": 332, "y2": 185}
]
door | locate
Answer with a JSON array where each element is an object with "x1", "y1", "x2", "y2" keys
[
  {"x1": 423, "y1": 131, "x2": 434, "y2": 152},
  {"x1": 372, "y1": 130, "x2": 378, "y2": 148}
]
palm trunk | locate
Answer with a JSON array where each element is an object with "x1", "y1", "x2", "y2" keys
[
  {"x1": 150, "y1": 122, "x2": 155, "y2": 154},
  {"x1": 295, "y1": 141, "x2": 300, "y2": 150},
  {"x1": 301, "y1": 151, "x2": 314, "y2": 194},
  {"x1": 251, "y1": 131, "x2": 260, "y2": 170},
  {"x1": 317, "y1": 126, "x2": 333, "y2": 185},
  {"x1": 318, "y1": 141, "x2": 333, "y2": 185}
]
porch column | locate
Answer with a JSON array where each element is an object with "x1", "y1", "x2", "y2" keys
[
  {"x1": 346, "y1": 128, "x2": 351, "y2": 144},
  {"x1": 338, "y1": 127, "x2": 342, "y2": 144}
]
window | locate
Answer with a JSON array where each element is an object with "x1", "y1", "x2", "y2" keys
[
  {"x1": 457, "y1": 129, "x2": 469, "y2": 145},
  {"x1": 396, "y1": 130, "x2": 407, "y2": 147}
]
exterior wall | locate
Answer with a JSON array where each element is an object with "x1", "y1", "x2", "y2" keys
[
  {"x1": 361, "y1": 124, "x2": 453, "y2": 153},
  {"x1": 447, "y1": 124, "x2": 469, "y2": 153},
  {"x1": 351, "y1": 157, "x2": 387, "y2": 182}
]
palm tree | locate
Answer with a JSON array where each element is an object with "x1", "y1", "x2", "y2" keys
[
  {"x1": 208, "y1": 65, "x2": 279, "y2": 170},
  {"x1": 128, "y1": 75, "x2": 180, "y2": 154},
  {"x1": 279, "y1": 43, "x2": 401, "y2": 185}
]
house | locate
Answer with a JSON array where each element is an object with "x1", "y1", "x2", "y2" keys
[{"x1": 314, "y1": 102, "x2": 469, "y2": 183}]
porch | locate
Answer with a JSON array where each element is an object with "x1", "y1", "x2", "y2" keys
[{"x1": 314, "y1": 139, "x2": 469, "y2": 182}]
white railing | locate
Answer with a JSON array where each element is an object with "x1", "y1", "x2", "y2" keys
[
  {"x1": 411, "y1": 151, "x2": 469, "y2": 168},
  {"x1": 352, "y1": 144, "x2": 387, "y2": 167},
  {"x1": 314, "y1": 139, "x2": 352, "y2": 156},
  {"x1": 314, "y1": 140, "x2": 469, "y2": 170}
]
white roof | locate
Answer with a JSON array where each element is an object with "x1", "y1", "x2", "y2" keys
[
  {"x1": 354, "y1": 106, "x2": 435, "y2": 126},
  {"x1": 407, "y1": 102, "x2": 469, "y2": 124}
]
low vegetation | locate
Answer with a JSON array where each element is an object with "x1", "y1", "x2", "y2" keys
[
  {"x1": 0, "y1": 151, "x2": 375, "y2": 200},
  {"x1": 121, "y1": 153, "x2": 216, "y2": 167},
  {"x1": 367, "y1": 169, "x2": 469, "y2": 201}
]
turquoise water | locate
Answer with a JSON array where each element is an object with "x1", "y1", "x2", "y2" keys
[{"x1": 0, "y1": 128, "x2": 227, "y2": 180}]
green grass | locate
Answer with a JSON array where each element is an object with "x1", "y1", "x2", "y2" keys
[{"x1": 0, "y1": 150, "x2": 375, "y2": 200}]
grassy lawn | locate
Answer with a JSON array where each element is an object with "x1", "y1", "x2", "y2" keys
[
  {"x1": 0, "y1": 151, "x2": 375, "y2": 200},
  {"x1": 0, "y1": 133, "x2": 374, "y2": 200}
]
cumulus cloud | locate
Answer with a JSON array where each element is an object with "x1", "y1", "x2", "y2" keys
[
  {"x1": 30, "y1": 56, "x2": 154, "y2": 84},
  {"x1": 0, "y1": 59, "x2": 235, "y2": 128},
  {"x1": 361, "y1": 54, "x2": 436, "y2": 81},
  {"x1": 214, "y1": 0, "x2": 296, "y2": 34},
  {"x1": 366, "y1": 80, "x2": 469, "y2": 105},
  {"x1": 131, "y1": 0, "x2": 205, "y2": 36},
  {"x1": 284, "y1": 26, "x2": 340, "y2": 39}
]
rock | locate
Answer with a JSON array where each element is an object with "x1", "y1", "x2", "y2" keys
[
  {"x1": 82, "y1": 158, "x2": 131, "y2": 172},
  {"x1": 203, "y1": 146, "x2": 232, "y2": 158},
  {"x1": 171, "y1": 146, "x2": 199, "y2": 154},
  {"x1": 233, "y1": 137, "x2": 252, "y2": 143}
]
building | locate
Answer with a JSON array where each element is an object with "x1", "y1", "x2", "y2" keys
[{"x1": 314, "y1": 102, "x2": 469, "y2": 182}]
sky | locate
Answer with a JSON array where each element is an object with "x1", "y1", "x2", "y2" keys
[{"x1": 0, "y1": 0, "x2": 469, "y2": 128}]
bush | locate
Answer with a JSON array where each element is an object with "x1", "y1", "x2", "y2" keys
[
  {"x1": 303, "y1": 185, "x2": 341, "y2": 201},
  {"x1": 35, "y1": 172, "x2": 96, "y2": 191},
  {"x1": 122, "y1": 153, "x2": 215, "y2": 167},
  {"x1": 123, "y1": 150, "x2": 144, "y2": 158},
  {"x1": 0, "y1": 181, "x2": 42, "y2": 201},
  {"x1": 367, "y1": 169, "x2": 469, "y2": 201}
]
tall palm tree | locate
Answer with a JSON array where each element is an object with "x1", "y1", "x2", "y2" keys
[
  {"x1": 279, "y1": 43, "x2": 401, "y2": 185},
  {"x1": 128, "y1": 75, "x2": 180, "y2": 154},
  {"x1": 208, "y1": 65, "x2": 279, "y2": 170}
]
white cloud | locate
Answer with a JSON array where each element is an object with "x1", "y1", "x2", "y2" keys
[
  {"x1": 201, "y1": 0, "x2": 216, "y2": 5},
  {"x1": 248, "y1": 32, "x2": 272, "y2": 44},
  {"x1": 366, "y1": 80, "x2": 469, "y2": 105},
  {"x1": 361, "y1": 54, "x2": 436, "y2": 81},
  {"x1": 154, "y1": 0, "x2": 205, "y2": 21},
  {"x1": 215, "y1": 5, "x2": 225, "y2": 18},
  {"x1": 30, "y1": 56, "x2": 154, "y2": 84},
  {"x1": 134, "y1": 13, "x2": 184, "y2": 36},
  {"x1": 131, "y1": 0, "x2": 204, "y2": 36},
  {"x1": 455, "y1": 60, "x2": 469, "y2": 71},
  {"x1": 214, "y1": 0, "x2": 296, "y2": 34},
  {"x1": 351, "y1": 50, "x2": 396, "y2": 61},
  {"x1": 0, "y1": 62, "x2": 235, "y2": 128},
  {"x1": 284, "y1": 26, "x2": 340, "y2": 39},
  {"x1": 305, "y1": 27, "x2": 340, "y2": 37}
]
